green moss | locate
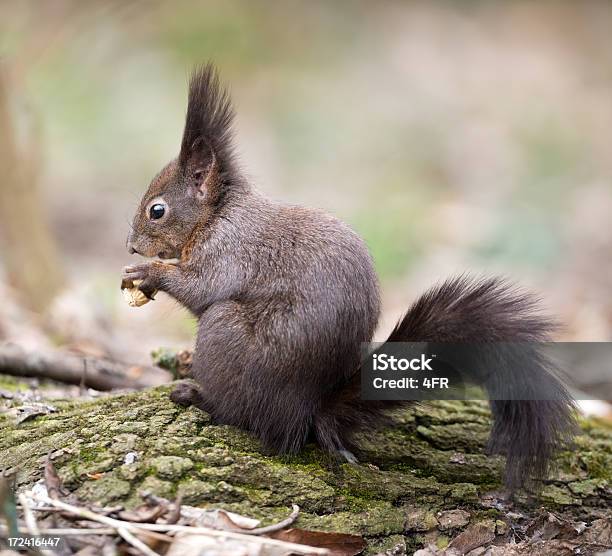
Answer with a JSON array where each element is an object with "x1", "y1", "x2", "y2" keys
[
  {"x1": 567, "y1": 478, "x2": 608, "y2": 496},
  {"x1": 404, "y1": 506, "x2": 438, "y2": 532},
  {"x1": 297, "y1": 502, "x2": 406, "y2": 536},
  {"x1": 138, "y1": 476, "x2": 176, "y2": 500},
  {"x1": 364, "y1": 534, "x2": 406, "y2": 555},
  {"x1": 75, "y1": 473, "x2": 132, "y2": 505},
  {"x1": 449, "y1": 483, "x2": 479, "y2": 502},
  {"x1": 540, "y1": 484, "x2": 581, "y2": 506},
  {"x1": 118, "y1": 462, "x2": 147, "y2": 482},
  {"x1": 416, "y1": 423, "x2": 489, "y2": 452},
  {"x1": 495, "y1": 519, "x2": 508, "y2": 535},
  {"x1": 150, "y1": 348, "x2": 181, "y2": 376},
  {"x1": 0, "y1": 375, "x2": 32, "y2": 392},
  {"x1": 151, "y1": 456, "x2": 194, "y2": 480},
  {"x1": 177, "y1": 479, "x2": 246, "y2": 505},
  {"x1": 336, "y1": 463, "x2": 447, "y2": 502}
]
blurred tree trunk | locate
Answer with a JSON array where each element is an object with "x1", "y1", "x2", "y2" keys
[{"x1": 0, "y1": 64, "x2": 64, "y2": 312}]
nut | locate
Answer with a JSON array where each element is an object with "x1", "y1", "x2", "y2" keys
[{"x1": 121, "y1": 279, "x2": 155, "y2": 307}]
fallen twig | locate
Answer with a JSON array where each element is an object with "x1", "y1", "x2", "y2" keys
[
  {"x1": 17, "y1": 493, "x2": 56, "y2": 556},
  {"x1": 0, "y1": 342, "x2": 171, "y2": 391},
  {"x1": 231, "y1": 504, "x2": 300, "y2": 535},
  {"x1": 17, "y1": 493, "x2": 41, "y2": 537}
]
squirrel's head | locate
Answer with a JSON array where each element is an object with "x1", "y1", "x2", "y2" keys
[{"x1": 127, "y1": 64, "x2": 236, "y2": 260}]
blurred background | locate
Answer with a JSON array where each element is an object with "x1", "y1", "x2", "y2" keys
[{"x1": 1, "y1": 0, "x2": 611, "y2": 370}]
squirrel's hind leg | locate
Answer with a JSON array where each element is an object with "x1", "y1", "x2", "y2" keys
[
  {"x1": 170, "y1": 380, "x2": 213, "y2": 413},
  {"x1": 314, "y1": 411, "x2": 360, "y2": 464}
]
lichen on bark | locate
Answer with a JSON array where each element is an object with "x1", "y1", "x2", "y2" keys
[{"x1": 1, "y1": 382, "x2": 610, "y2": 554}]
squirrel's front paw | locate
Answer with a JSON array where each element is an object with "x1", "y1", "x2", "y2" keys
[
  {"x1": 122, "y1": 262, "x2": 162, "y2": 299},
  {"x1": 122, "y1": 262, "x2": 155, "y2": 282}
]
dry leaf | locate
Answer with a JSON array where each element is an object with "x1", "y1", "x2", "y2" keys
[
  {"x1": 165, "y1": 533, "x2": 261, "y2": 556},
  {"x1": 269, "y1": 528, "x2": 366, "y2": 556},
  {"x1": 583, "y1": 517, "x2": 612, "y2": 547},
  {"x1": 44, "y1": 455, "x2": 66, "y2": 499},
  {"x1": 14, "y1": 402, "x2": 57, "y2": 424},
  {"x1": 448, "y1": 520, "x2": 495, "y2": 554},
  {"x1": 117, "y1": 503, "x2": 167, "y2": 523},
  {"x1": 526, "y1": 512, "x2": 590, "y2": 543}
]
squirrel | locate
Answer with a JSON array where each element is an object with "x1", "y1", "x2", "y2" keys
[{"x1": 124, "y1": 64, "x2": 575, "y2": 490}]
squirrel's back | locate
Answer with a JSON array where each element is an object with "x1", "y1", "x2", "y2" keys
[{"x1": 207, "y1": 191, "x2": 381, "y2": 340}]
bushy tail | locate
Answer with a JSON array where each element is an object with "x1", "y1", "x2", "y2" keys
[{"x1": 315, "y1": 276, "x2": 576, "y2": 490}]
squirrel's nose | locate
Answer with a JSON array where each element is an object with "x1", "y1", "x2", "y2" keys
[
  {"x1": 126, "y1": 238, "x2": 139, "y2": 255},
  {"x1": 126, "y1": 230, "x2": 139, "y2": 254}
]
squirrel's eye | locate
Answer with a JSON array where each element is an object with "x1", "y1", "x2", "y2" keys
[{"x1": 149, "y1": 203, "x2": 166, "y2": 220}]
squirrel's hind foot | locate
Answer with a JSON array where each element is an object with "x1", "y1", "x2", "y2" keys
[{"x1": 170, "y1": 380, "x2": 208, "y2": 410}]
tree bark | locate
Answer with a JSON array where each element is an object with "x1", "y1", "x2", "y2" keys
[{"x1": 0, "y1": 382, "x2": 610, "y2": 555}]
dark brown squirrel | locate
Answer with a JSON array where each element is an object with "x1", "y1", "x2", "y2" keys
[{"x1": 124, "y1": 64, "x2": 575, "y2": 490}]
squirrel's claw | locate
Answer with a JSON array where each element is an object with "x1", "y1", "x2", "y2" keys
[
  {"x1": 338, "y1": 449, "x2": 359, "y2": 464},
  {"x1": 138, "y1": 279, "x2": 158, "y2": 300},
  {"x1": 122, "y1": 263, "x2": 148, "y2": 281}
]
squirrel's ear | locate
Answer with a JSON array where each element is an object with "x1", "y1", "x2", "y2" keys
[{"x1": 186, "y1": 138, "x2": 220, "y2": 201}]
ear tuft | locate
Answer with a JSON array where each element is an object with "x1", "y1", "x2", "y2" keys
[{"x1": 179, "y1": 63, "x2": 235, "y2": 170}]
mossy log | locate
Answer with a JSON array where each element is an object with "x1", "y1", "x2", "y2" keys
[{"x1": 1, "y1": 382, "x2": 610, "y2": 554}]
